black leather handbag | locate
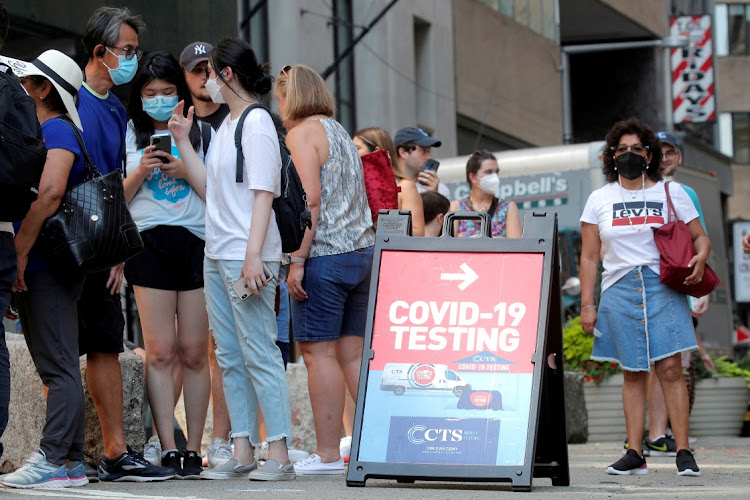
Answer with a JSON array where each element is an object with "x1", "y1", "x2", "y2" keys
[{"x1": 39, "y1": 117, "x2": 143, "y2": 273}]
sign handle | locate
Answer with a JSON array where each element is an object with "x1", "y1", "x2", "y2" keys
[{"x1": 442, "y1": 211, "x2": 492, "y2": 238}]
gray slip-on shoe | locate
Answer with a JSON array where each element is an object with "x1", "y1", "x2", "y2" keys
[
  {"x1": 248, "y1": 459, "x2": 296, "y2": 481},
  {"x1": 199, "y1": 458, "x2": 257, "y2": 479}
]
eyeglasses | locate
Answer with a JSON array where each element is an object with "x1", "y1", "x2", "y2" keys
[
  {"x1": 663, "y1": 150, "x2": 679, "y2": 159},
  {"x1": 612, "y1": 144, "x2": 648, "y2": 155},
  {"x1": 108, "y1": 45, "x2": 143, "y2": 61}
]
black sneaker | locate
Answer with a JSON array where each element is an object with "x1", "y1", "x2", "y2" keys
[
  {"x1": 622, "y1": 438, "x2": 650, "y2": 457},
  {"x1": 645, "y1": 435, "x2": 677, "y2": 456},
  {"x1": 98, "y1": 445, "x2": 175, "y2": 482},
  {"x1": 181, "y1": 450, "x2": 203, "y2": 479},
  {"x1": 607, "y1": 449, "x2": 647, "y2": 475},
  {"x1": 676, "y1": 449, "x2": 700, "y2": 476},
  {"x1": 161, "y1": 450, "x2": 183, "y2": 478}
]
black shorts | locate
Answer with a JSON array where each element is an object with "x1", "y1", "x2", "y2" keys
[
  {"x1": 78, "y1": 269, "x2": 125, "y2": 356},
  {"x1": 124, "y1": 225, "x2": 205, "y2": 291}
]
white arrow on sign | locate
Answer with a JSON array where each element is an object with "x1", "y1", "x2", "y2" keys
[{"x1": 440, "y1": 263, "x2": 478, "y2": 291}]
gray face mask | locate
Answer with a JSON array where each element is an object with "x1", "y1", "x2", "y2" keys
[{"x1": 615, "y1": 152, "x2": 647, "y2": 180}]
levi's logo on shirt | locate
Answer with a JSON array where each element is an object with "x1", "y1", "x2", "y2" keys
[{"x1": 611, "y1": 201, "x2": 665, "y2": 226}]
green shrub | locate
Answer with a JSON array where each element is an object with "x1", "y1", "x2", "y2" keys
[{"x1": 563, "y1": 316, "x2": 620, "y2": 383}]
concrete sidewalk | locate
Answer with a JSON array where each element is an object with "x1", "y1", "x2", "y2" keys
[{"x1": 1, "y1": 436, "x2": 748, "y2": 499}]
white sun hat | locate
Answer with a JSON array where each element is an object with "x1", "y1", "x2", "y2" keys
[{"x1": 0, "y1": 49, "x2": 84, "y2": 130}]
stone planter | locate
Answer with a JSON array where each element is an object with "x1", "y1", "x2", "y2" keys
[
  {"x1": 582, "y1": 373, "x2": 625, "y2": 443},
  {"x1": 689, "y1": 377, "x2": 750, "y2": 437}
]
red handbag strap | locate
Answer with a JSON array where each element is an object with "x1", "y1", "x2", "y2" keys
[{"x1": 664, "y1": 181, "x2": 677, "y2": 222}]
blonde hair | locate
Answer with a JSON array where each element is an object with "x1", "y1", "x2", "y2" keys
[
  {"x1": 354, "y1": 127, "x2": 403, "y2": 179},
  {"x1": 276, "y1": 64, "x2": 335, "y2": 121}
]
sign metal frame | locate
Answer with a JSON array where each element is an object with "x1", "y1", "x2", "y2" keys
[{"x1": 346, "y1": 210, "x2": 569, "y2": 492}]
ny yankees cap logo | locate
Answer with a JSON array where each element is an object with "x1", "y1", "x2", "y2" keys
[{"x1": 194, "y1": 44, "x2": 206, "y2": 55}]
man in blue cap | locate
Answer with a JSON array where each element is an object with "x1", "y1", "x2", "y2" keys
[{"x1": 393, "y1": 126, "x2": 451, "y2": 199}]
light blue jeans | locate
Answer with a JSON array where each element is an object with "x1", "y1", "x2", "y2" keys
[{"x1": 203, "y1": 257, "x2": 291, "y2": 445}]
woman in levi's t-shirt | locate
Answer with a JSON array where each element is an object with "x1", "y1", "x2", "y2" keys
[{"x1": 579, "y1": 118, "x2": 710, "y2": 477}]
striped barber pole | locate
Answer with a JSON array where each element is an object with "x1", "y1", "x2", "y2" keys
[{"x1": 670, "y1": 15, "x2": 715, "y2": 123}]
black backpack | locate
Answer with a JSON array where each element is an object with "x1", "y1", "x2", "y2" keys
[
  {"x1": 235, "y1": 104, "x2": 311, "y2": 253},
  {"x1": 0, "y1": 64, "x2": 47, "y2": 221}
]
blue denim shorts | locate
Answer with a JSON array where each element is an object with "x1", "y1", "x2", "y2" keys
[
  {"x1": 592, "y1": 266, "x2": 697, "y2": 372},
  {"x1": 291, "y1": 246, "x2": 373, "y2": 342}
]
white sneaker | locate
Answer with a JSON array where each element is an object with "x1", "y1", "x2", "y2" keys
[
  {"x1": 293, "y1": 453, "x2": 345, "y2": 476},
  {"x1": 143, "y1": 437, "x2": 162, "y2": 466},
  {"x1": 339, "y1": 436, "x2": 352, "y2": 463},
  {"x1": 287, "y1": 448, "x2": 310, "y2": 463},
  {"x1": 207, "y1": 438, "x2": 233, "y2": 469}
]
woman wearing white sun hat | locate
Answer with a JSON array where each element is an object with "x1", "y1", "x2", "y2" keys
[{"x1": 0, "y1": 49, "x2": 92, "y2": 490}]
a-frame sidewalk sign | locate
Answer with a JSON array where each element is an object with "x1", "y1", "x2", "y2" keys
[{"x1": 346, "y1": 210, "x2": 569, "y2": 492}]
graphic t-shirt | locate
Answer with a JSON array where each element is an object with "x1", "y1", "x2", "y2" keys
[
  {"x1": 204, "y1": 107, "x2": 282, "y2": 262},
  {"x1": 125, "y1": 122, "x2": 210, "y2": 239},
  {"x1": 580, "y1": 180, "x2": 699, "y2": 292}
]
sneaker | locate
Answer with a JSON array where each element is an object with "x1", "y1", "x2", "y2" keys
[
  {"x1": 181, "y1": 450, "x2": 203, "y2": 479},
  {"x1": 0, "y1": 450, "x2": 70, "y2": 488},
  {"x1": 84, "y1": 462, "x2": 100, "y2": 483},
  {"x1": 248, "y1": 458, "x2": 296, "y2": 481},
  {"x1": 143, "y1": 436, "x2": 162, "y2": 466},
  {"x1": 161, "y1": 450, "x2": 183, "y2": 478},
  {"x1": 340, "y1": 436, "x2": 352, "y2": 463},
  {"x1": 288, "y1": 448, "x2": 310, "y2": 463},
  {"x1": 98, "y1": 445, "x2": 175, "y2": 482},
  {"x1": 676, "y1": 449, "x2": 700, "y2": 476},
  {"x1": 607, "y1": 449, "x2": 647, "y2": 475},
  {"x1": 645, "y1": 435, "x2": 677, "y2": 456},
  {"x1": 293, "y1": 453, "x2": 345, "y2": 476},
  {"x1": 200, "y1": 458, "x2": 257, "y2": 479},
  {"x1": 622, "y1": 438, "x2": 649, "y2": 456},
  {"x1": 207, "y1": 438, "x2": 233, "y2": 469},
  {"x1": 66, "y1": 461, "x2": 89, "y2": 487}
]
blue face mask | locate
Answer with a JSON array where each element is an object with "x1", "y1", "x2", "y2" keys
[
  {"x1": 103, "y1": 48, "x2": 138, "y2": 85},
  {"x1": 141, "y1": 95, "x2": 179, "y2": 122}
]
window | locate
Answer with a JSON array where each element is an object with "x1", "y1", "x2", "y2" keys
[
  {"x1": 717, "y1": 3, "x2": 750, "y2": 55},
  {"x1": 732, "y1": 112, "x2": 750, "y2": 164}
]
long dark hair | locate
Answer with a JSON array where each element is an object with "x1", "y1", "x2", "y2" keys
[
  {"x1": 465, "y1": 150, "x2": 496, "y2": 184},
  {"x1": 210, "y1": 38, "x2": 273, "y2": 97},
  {"x1": 127, "y1": 51, "x2": 200, "y2": 150},
  {"x1": 601, "y1": 117, "x2": 663, "y2": 184}
]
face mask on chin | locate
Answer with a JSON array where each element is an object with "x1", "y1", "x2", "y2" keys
[{"x1": 615, "y1": 151, "x2": 647, "y2": 181}]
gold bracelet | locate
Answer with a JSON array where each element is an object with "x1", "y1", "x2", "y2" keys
[{"x1": 580, "y1": 304, "x2": 596, "y2": 313}]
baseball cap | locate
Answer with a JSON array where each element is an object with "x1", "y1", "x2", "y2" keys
[
  {"x1": 394, "y1": 127, "x2": 442, "y2": 148},
  {"x1": 657, "y1": 131, "x2": 683, "y2": 155},
  {"x1": 179, "y1": 41, "x2": 213, "y2": 72}
]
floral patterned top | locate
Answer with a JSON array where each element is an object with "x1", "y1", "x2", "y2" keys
[{"x1": 456, "y1": 197, "x2": 511, "y2": 237}]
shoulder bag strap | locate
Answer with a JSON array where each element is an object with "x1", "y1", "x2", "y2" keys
[
  {"x1": 487, "y1": 197, "x2": 499, "y2": 219},
  {"x1": 55, "y1": 116, "x2": 102, "y2": 179},
  {"x1": 664, "y1": 181, "x2": 677, "y2": 222},
  {"x1": 234, "y1": 103, "x2": 267, "y2": 183}
]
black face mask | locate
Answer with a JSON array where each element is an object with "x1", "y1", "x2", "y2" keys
[{"x1": 615, "y1": 152, "x2": 647, "y2": 180}]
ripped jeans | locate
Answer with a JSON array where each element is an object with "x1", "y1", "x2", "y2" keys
[{"x1": 203, "y1": 257, "x2": 291, "y2": 445}]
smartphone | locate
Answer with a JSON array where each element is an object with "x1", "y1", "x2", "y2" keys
[
  {"x1": 419, "y1": 159, "x2": 440, "y2": 186},
  {"x1": 150, "y1": 134, "x2": 171, "y2": 164},
  {"x1": 231, "y1": 264, "x2": 276, "y2": 300}
]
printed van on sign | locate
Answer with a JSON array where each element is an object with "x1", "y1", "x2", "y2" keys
[{"x1": 380, "y1": 363, "x2": 471, "y2": 397}]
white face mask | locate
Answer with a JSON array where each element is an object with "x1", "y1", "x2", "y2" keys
[
  {"x1": 205, "y1": 76, "x2": 225, "y2": 103},
  {"x1": 478, "y1": 173, "x2": 500, "y2": 195}
]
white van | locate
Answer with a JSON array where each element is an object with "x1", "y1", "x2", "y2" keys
[{"x1": 380, "y1": 363, "x2": 471, "y2": 397}]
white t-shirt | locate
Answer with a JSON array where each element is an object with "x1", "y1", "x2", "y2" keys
[
  {"x1": 580, "y1": 180, "x2": 699, "y2": 292},
  {"x1": 204, "y1": 108, "x2": 281, "y2": 261},
  {"x1": 416, "y1": 181, "x2": 451, "y2": 199},
  {"x1": 125, "y1": 123, "x2": 210, "y2": 239}
]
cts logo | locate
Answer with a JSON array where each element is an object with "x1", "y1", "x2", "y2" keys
[
  {"x1": 194, "y1": 44, "x2": 206, "y2": 55},
  {"x1": 407, "y1": 425, "x2": 463, "y2": 445}
]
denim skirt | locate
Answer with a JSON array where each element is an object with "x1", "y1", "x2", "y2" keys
[{"x1": 592, "y1": 266, "x2": 697, "y2": 372}]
